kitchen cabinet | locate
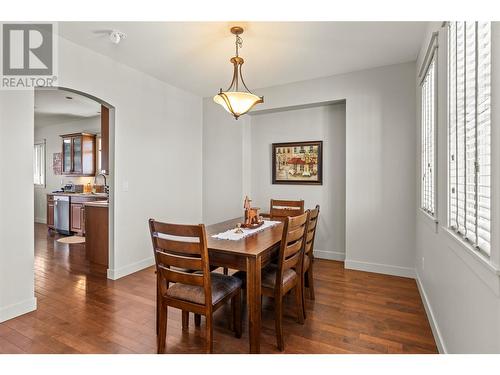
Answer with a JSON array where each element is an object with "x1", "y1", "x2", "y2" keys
[
  {"x1": 70, "y1": 203, "x2": 85, "y2": 235},
  {"x1": 47, "y1": 195, "x2": 55, "y2": 229},
  {"x1": 84, "y1": 201, "x2": 109, "y2": 268},
  {"x1": 47, "y1": 194, "x2": 107, "y2": 235},
  {"x1": 61, "y1": 133, "x2": 96, "y2": 176}
]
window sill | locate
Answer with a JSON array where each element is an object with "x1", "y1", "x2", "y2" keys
[
  {"x1": 441, "y1": 227, "x2": 500, "y2": 295},
  {"x1": 417, "y1": 208, "x2": 439, "y2": 233}
]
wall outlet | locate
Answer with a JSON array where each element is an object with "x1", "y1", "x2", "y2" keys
[{"x1": 122, "y1": 181, "x2": 129, "y2": 192}]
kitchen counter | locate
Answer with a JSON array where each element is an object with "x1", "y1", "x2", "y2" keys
[
  {"x1": 83, "y1": 201, "x2": 109, "y2": 208},
  {"x1": 48, "y1": 192, "x2": 108, "y2": 198}
]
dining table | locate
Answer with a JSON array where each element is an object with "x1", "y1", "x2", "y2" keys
[{"x1": 206, "y1": 217, "x2": 284, "y2": 354}]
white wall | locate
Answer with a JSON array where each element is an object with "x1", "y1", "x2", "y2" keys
[
  {"x1": 202, "y1": 98, "x2": 248, "y2": 224},
  {"x1": 34, "y1": 116, "x2": 100, "y2": 223},
  {"x1": 414, "y1": 22, "x2": 500, "y2": 353},
  {"x1": 58, "y1": 36, "x2": 203, "y2": 279},
  {"x1": 249, "y1": 104, "x2": 346, "y2": 260},
  {"x1": 203, "y1": 62, "x2": 417, "y2": 277},
  {"x1": 0, "y1": 34, "x2": 204, "y2": 321},
  {"x1": 0, "y1": 91, "x2": 37, "y2": 322}
]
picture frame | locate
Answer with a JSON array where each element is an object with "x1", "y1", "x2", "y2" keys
[{"x1": 272, "y1": 141, "x2": 323, "y2": 185}]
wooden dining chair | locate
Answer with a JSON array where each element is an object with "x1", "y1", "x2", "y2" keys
[
  {"x1": 301, "y1": 205, "x2": 320, "y2": 319},
  {"x1": 269, "y1": 199, "x2": 305, "y2": 219},
  {"x1": 266, "y1": 211, "x2": 308, "y2": 350},
  {"x1": 235, "y1": 211, "x2": 309, "y2": 351},
  {"x1": 149, "y1": 219, "x2": 242, "y2": 354}
]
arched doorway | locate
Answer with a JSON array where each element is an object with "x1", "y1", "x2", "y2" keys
[{"x1": 33, "y1": 86, "x2": 116, "y2": 279}]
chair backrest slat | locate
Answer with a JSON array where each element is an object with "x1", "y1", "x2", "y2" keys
[
  {"x1": 282, "y1": 252, "x2": 301, "y2": 270},
  {"x1": 284, "y1": 239, "x2": 303, "y2": 259},
  {"x1": 287, "y1": 226, "x2": 306, "y2": 243},
  {"x1": 161, "y1": 267, "x2": 205, "y2": 286},
  {"x1": 155, "y1": 237, "x2": 202, "y2": 255},
  {"x1": 149, "y1": 219, "x2": 211, "y2": 305},
  {"x1": 156, "y1": 251, "x2": 203, "y2": 271},
  {"x1": 270, "y1": 199, "x2": 305, "y2": 218}
]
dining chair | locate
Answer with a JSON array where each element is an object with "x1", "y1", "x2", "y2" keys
[
  {"x1": 149, "y1": 219, "x2": 243, "y2": 354},
  {"x1": 269, "y1": 199, "x2": 305, "y2": 219},
  {"x1": 301, "y1": 205, "x2": 320, "y2": 318},
  {"x1": 235, "y1": 211, "x2": 309, "y2": 351}
]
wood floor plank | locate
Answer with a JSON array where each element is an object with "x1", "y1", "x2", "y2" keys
[{"x1": 0, "y1": 223, "x2": 438, "y2": 354}]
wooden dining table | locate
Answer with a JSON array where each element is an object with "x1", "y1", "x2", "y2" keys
[{"x1": 206, "y1": 217, "x2": 284, "y2": 354}]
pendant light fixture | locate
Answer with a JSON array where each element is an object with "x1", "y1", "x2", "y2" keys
[{"x1": 213, "y1": 26, "x2": 263, "y2": 119}]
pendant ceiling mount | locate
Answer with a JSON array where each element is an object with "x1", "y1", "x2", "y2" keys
[{"x1": 213, "y1": 26, "x2": 264, "y2": 120}]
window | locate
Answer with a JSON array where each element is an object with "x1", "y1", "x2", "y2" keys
[
  {"x1": 420, "y1": 55, "x2": 437, "y2": 216},
  {"x1": 34, "y1": 141, "x2": 46, "y2": 186},
  {"x1": 448, "y1": 22, "x2": 491, "y2": 255}
]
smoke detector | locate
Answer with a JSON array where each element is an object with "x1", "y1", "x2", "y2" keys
[{"x1": 109, "y1": 30, "x2": 126, "y2": 44}]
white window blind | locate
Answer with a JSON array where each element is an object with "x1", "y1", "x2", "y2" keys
[
  {"x1": 448, "y1": 22, "x2": 491, "y2": 255},
  {"x1": 34, "y1": 141, "x2": 46, "y2": 186},
  {"x1": 421, "y1": 56, "x2": 436, "y2": 216}
]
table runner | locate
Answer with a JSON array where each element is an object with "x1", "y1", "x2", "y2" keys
[{"x1": 211, "y1": 220, "x2": 281, "y2": 241}]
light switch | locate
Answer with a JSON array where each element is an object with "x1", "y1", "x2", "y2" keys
[{"x1": 122, "y1": 181, "x2": 129, "y2": 192}]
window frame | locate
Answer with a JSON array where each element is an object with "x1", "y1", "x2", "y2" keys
[
  {"x1": 34, "y1": 140, "x2": 46, "y2": 187},
  {"x1": 419, "y1": 32, "x2": 439, "y2": 221}
]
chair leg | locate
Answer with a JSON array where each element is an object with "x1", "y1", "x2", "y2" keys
[
  {"x1": 275, "y1": 296, "x2": 284, "y2": 351},
  {"x1": 157, "y1": 301, "x2": 167, "y2": 354},
  {"x1": 194, "y1": 313, "x2": 201, "y2": 327},
  {"x1": 223, "y1": 267, "x2": 229, "y2": 275},
  {"x1": 206, "y1": 314, "x2": 213, "y2": 354},
  {"x1": 156, "y1": 285, "x2": 159, "y2": 335},
  {"x1": 295, "y1": 283, "x2": 304, "y2": 325},
  {"x1": 302, "y1": 271, "x2": 307, "y2": 319},
  {"x1": 308, "y1": 265, "x2": 315, "y2": 300},
  {"x1": 232, "y1": 292, "x2": 242, "y2": 338},
  {"x1": 182, "y1": 311, "x2": 189, "y2": 331}
]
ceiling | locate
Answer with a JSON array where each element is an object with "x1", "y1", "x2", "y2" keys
[
  {"x1": 34, "y1": 89, "x2": 101, "y2": 128},
  {"x1": 58, "y1": 22, "x2": 428, "y2": 97}
]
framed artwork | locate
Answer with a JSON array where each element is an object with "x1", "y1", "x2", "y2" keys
[
  {"x1": 53, "y1": 152, "x2": 62, "y2": 175},
  {"x1": 272, "y1": 141, "x2": 323, "y2": 185}
]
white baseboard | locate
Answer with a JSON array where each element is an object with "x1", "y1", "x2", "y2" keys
[
  {"x1": 34, "y1": 217, "x2": 46, "y2": 224},
  {"x1": 415, "y1": 273, "x2": 447, "y2": 354},
  {"x1": 0, "y1": 297, "x2": 37, "y2": 323},
  {"x1": 107, "y1": 256, "x2": 155, "y2": 280},
  {"x1": 314, "y1": 249, "x2": 345, "y2": 261},
  {"x1": 345, "y1": 259, "x2": 416, "y2": 278}
]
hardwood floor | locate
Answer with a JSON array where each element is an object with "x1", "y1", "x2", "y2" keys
[{"x1": 0, "y1": 223, "x2": 438, "y2": 354}]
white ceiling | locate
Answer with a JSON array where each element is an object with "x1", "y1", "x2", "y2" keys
[
  {"x1": 34, "y1": 89, "x2": 101, "y2": 127},
  {"x1": 58, "y1": 22, "x2": 428, "y2": 97}
]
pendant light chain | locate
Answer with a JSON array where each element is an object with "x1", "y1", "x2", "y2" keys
[{"x1": 235, "y1": 34, "x2": 243, "y2": 57}]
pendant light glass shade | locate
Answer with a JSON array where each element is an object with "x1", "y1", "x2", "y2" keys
[
  {"x1": 213, "y1": 91, "x2": 263, "y2": 118},
  {"x1": 213, "y1": 27, "x2": 263, "y2": 120}
]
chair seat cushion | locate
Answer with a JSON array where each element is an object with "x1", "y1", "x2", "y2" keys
[
  {"x1": 233, "y1": 264, "x2": 298, "y2": 290},
  {"x1": 261, "y1": 264, "x2": 297, "y2": 289},
  {"x1": 166, "y1": 273, "x2": 241, "y2": 305}
]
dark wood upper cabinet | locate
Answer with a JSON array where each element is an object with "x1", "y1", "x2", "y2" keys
[
  {"x1": 100, "y1": 105, "x2": 109, "y2": 175},
  {"x1": 61, "y1": 133, "x2": 96, "y2": 176}
]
